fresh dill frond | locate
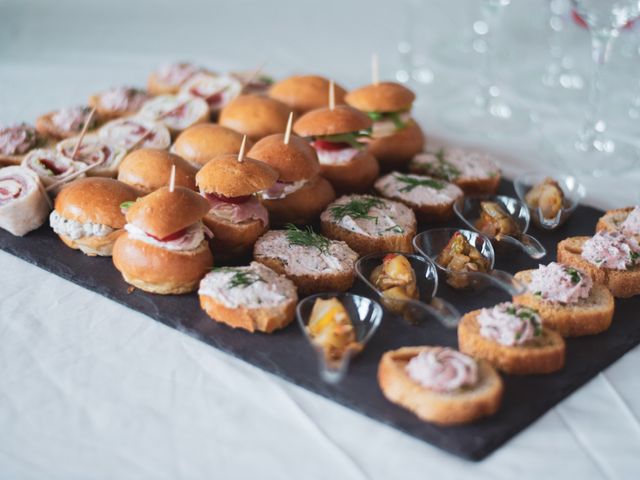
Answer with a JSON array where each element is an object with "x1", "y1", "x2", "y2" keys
[
  {"x1": 394, "y1": 174, "x2": 445, "y2": 193},
  {"x1": 285, "y1": 224, "x2": 330, "y2": 253},
  {"x1": 329, "y1": 196, "x2": 385, "y2": 222}
]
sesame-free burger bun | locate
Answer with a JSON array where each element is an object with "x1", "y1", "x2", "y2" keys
[
  {"x1": 126, "y1": 186, "x2": 210, "y2": 239},
  {"x1": 345, "y1": 82, "x2": 416, "y2": 112},
  {"x1": 218, "y1": 94, "x2": 290, "y2": 141},
  {"x1": 112, "y1": 235, "x2": 213, "y2": 294},
  {"x1": 368, "y1": 120, "x2": 425, "y2": 171},
  {"x1": 248, "y1": 134, "x2": 320, "y2": 182},
  {"x1": 117, "y1": 148, "x2": 197, "y2": 194},
  {"x1": 263, "y1": 175, "x2": 336, "y2": 226},
  {"x1": 269, "y1": 75, "x2": 347, "y2": 114},
  {"x1": 293, "y1": 105, "x2": 372, "y2": 137},
  {"x1": 171, "y1": 123, "x2": 252, "y2": 168},
  {"x1": 55, "y1": 177, "x2": 137, "y2": 228},
  {"x1": 195, "y1": 154, "x2": 278, "y2": 197}
]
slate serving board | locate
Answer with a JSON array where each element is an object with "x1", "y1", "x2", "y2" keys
[{"x1": 2, "y1": 179, "x2": 639, "y2": 461}]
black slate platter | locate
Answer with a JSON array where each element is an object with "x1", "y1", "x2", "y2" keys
[{"x1": 2, "y1": 179, "x2": 639, "y2": 461}]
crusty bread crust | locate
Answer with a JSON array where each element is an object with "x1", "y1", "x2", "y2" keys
[
  {"x1": 345, "y1": 82, "x2": 416, "y2": 113},
  {"x1": 112, "y1": 235, "x2": 213, "y2": 294},
  {"x1": 512, "y1": 270, "x2": 614, "y2": 337},
  {"x1": 263, "y1": 175, "x2": 335, "y2": 226},
  {"x1": 35, "y1": 111, "x2": 97, "y2": 140},
  {"x1": 199, "y1": 291, "x2": 296, "y2": 333},
  {"x1": 55, "y1": 177, "x2": 137, "y2": 227},
  {"x1": 378, "y1": 346, "x2": 503, "y2": 425},
  {"x1": 268, "y1": 75, "x2": 347, "y2": 114},
  {"x1": 321, "y1": 215, "x2": 416, "y2": 256},
  {"x1": 254, "y1": 255, "x2": 355, "y2": 295},
  {"x1": 88, "y1": 94, "x2": 137, "y2": 121},
  {"x1": 126, "y1": 187, "x2": 210, "y2": 239},
  {"x1": 557, "y1": 236, "x2": 640, "y2": 298},
  {"x1": 596, "y1": 207, "x2": 634, "y2": 234},
  {"x1": 203, "y1": 213, "x2": 268, "y2": 261},
  {"x1": 248, "y1": 134, "x2": 320, "y2": 182},
  {"x1": 458, "y1": 310, "x2": 565, "y2": 375},
  {"x1": 195, "y1": 154, "x2": 278, "y2": 197},
  {"x1": 373, "y1": 181, "x2": 459, "y2": 223},
  {"x1": 454, "y1": 174, "x2": 501, "y2": 196},
  {"x1": 171, "y1": 123, "x2": 252, "y2": 168},
  {"x1": 59, "y1": 229, "x2": 124, "y2": 257},
  {"x1": 367, "y1": 120, "x2": 425, "y2": 172},
  {"x1": 219, "y1": 94, "x2": 290, "y2": 141},
  {"x1": 117, "y1": 148, "x2": 197, "y2": 195},
  {"x1": 293, "y1": 105, "x2": 372, "y2": 137},
  {"x1": 319, "y1": 150, "x2": 379, "y2": 195}
]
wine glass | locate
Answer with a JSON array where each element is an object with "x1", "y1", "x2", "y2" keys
[
  {"x1": 571, "y1": 0, "x2": 640, "y2": 174},
  {"x1": 438, "y1": 0, "x2": 532, "y2": 138}
]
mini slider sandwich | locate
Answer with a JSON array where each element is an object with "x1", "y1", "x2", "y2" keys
[
  {"x1": 117, "y1": 148, "x2": 197, "y2": 195},
  {"x1": 89, "y1": 86, "x2": 150, "y2": 120},
  {"x1": 195, "y1": 141, "x2": 278, "y2": 260},
  {"x1": 147, "y1": 62, "x2": 204, "y2": 95},
  {"x1": 0, "y1": 165, "x2": 50, "y2": 236},
  {"x1": 346, "y1": 81, "x2": 424, "y2": 171},
  {"x1": 294, "y1": 102, "x2": 379, "y2": 194},
  {"x1": 269, "y1": 75, "x2": 347, "y2": 114},
  {"x1": 248, "y1": 121, "x2": 335, "y2": 225},
  {"x1": 219, "y1": 94, "x2": 290, "y2": 141},
  {"x1": 0, "y1": 123, "x2": 43, "y2": 166},
  {"x1": 171, "y1": 123, "x2": 251, "y2": 169},
  {"x1": 50, "y1": 177, "x2": 137, "y2": 256},
  {"x1": 112, "y1": 183, "x2": 213, "y2": 294},
  {"x1": 36, "y1": 106, "x2": 98, "y2": 140},
  {"x1": 138, "y1": 95, "x2": 210, "y2": 136}
]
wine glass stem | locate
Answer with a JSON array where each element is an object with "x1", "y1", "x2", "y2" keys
[{"x1": 578, "y1": 29, "x2": 618, "y2": 150}]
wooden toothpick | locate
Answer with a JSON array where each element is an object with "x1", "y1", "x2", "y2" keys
[
  {"x1": 169, "y1": 164, "x2": 176, "y2": 192},
  {"x1": 71, "y1": 106, "x2": 97, "y2": 160},
  {"x1": 284, "y1": 112, "x2": 293, "y2": 145},
  {"x1": 329, "y1": 80, "x2": 335, "y2": 111},
  {"x1": 237, "y1": 135, "x2": 247, "y2": 163},
  {"x1": 372, "y1": 53, "x2": 379, "y2": 86}
]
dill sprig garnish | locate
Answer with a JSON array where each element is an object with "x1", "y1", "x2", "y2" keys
[
  {"x1": 565, "y1": 267, "x2": 582, "y2": 284},
  {"x1": 394, "y1": 174, "x2": 445, "y2": 192},
  {"x1": 285, "y1": 224, "x2": 330, "y2": 253},
  {"x1": 414, "y1": 149, "x2": 461, "y2": 181},
  {"x1": 329, "y1": 196, "x2": 385, "y2": 222},
  {"x1": 212, "y1": 267, "x2": 264, "y2": 289}
]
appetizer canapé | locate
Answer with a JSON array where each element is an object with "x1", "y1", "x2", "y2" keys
[
  {"x1": 476, "y1": 201, "x2": 521, "y2": 239},
  {"x1": 307, "y1": 297, "x2": 360, "y2": 364},
  {"x1": 269, "y1": 75, "x2": 347, "y2": 114},
  {"x1": 437, "y1": 231, "x2": 490, "y2": 288},
  {"x1": 370, "y1": 253, "x2": 419, "y2": 312},
  {"x1": 524, "y1": 177, "x2": 565, "y2": 219},
  {"x1": 0, "y1": 165, "x2": 49, "y2": 236}
]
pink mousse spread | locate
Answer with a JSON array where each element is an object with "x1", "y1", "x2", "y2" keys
[
  {"x1": 527, "y1": 262, "x2": 592, "y2": 304},
  {"x1": 154, "y1": 62, "x2": 200, "y2": 87},
  {"x1": 0, "y1": 124, "x2": 38, "y2": 156},
  {"x1": 621, "y1": 206, "x2": 640, "y2": 235},
  {"x1": 99, "y1": 87, "x2": 150, "y2": 112},
  {"x1": 405, "y1": 347, "x2": 478, "y2": 393},
  {"x1": 581, "y1": 231, "x2": 640, "y2": 270},
  {"x1": 51, "y1": 106, "x2": 95, "y2": 133},
  {"x1": 204, "y1": 194, "x2": 269, "y2": 226},
  {"x1": 477, "y1": 302, "x2": 542, "y2": 346}
]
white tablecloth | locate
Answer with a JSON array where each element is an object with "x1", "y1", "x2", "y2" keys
[{"x1": 1, "y1": 1, "x2": 640, "y2": 478}]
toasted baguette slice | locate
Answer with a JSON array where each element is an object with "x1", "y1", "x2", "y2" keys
[
  {"x1": 200, "y1": 295, "x2": 296, "y2": 334},
  {"x1": 203, "y1": 214, "x2": 267, "y2": 262},
  {"x1": 557, "y1": 236, "x2": 640, "y2": 298},
  {"x1": 513, "y1": 270, "x2": 614, "y2": 337},
  {"x1": 458, "y1": 310, "x2": 565, "y2": 375},
  {"x1": 253, "y1": 230, "x2": 357, "y2": 295},
  {"x1": 596, "y1": 207, "x2": 635, "y2": 234},
  {"x1": 378, "y1": 346, "x2": 503, "y2": 425}
]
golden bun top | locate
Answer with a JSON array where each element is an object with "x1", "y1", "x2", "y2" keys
[
  {"x1": 126, "y1": 186, "x2": 210, "y2": 238},
  {"x1": 195, "y1": 153, "x2": 278, "y2": 196},
  {"x1": 54, "y1": 177, "x2": 137, "y2": 228},
  {"x1": 269, "y1": 75, "x2": 346, "y2": 114},
  {"x1": 345, "y1": 82, "x2": 415, "y2": 112},
  {"x1": 117, "y1": 148, "x2": 197, "y2": 194},
  {"x1": 248, "y1": 134, "x2": 320, "y2": 182},
  {"x1": 171, "y1": 123, "x2": 252, "y2": 168},
  {"x1": 218, "y1": 94, "x2": 290, "y2": 141},
  {"x1": 293, "y1": 105, "x2": 372, "y2": 137}
]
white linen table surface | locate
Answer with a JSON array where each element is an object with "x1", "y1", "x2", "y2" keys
[{"x1": 1, "y1": 0, "x2": 640, "y2": 479}]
